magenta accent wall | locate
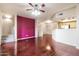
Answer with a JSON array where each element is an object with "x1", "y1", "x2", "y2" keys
[{"x1": 17, "y1": 16, "x2": 35, "y2": 39}]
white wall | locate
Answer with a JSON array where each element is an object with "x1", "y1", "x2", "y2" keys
[
  {"x1": 53, "y1": 29, "x2": 77, "y2": 46},
  {"x1": 76, "y1": 4, "x2": 79, "y2": 48}
]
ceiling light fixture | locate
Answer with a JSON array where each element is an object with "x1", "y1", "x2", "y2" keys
[
  {"x1": 32, "y1": 10, "x2": 41, "y2": 16},
  {"x1": 45, "y1": 20, "x2": 52, "y2": 23},
  {"x1": 5, "y1": 14, "x2": 12, "y2": 19},
  {"x1": 2, "y1": 14, "x2": 12, "y2": 22},
  {"x1": 5, "y1": 18, "x2": 12, "y2": 22}
]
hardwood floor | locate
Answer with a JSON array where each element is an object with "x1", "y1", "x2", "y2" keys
[
  {"x1": 17, "y1": 37, "x2": 79, "y2": 56},
  {"x1": 17, "y1": 38, "x2": 36, "y2": 56},
  {"x1": 0, "y1": 38, "x2": 79, "y2": 56},
  {"x1": 54, "y1": 42, "x2": 79, "y2": 56},
  {"x1": 1, "y1": 42, "x2": 15, "y2": 56}
]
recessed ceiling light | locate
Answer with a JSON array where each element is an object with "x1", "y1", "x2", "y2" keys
[
  {"x1": 5, "y1": 14, "x2": 12, "y2": 19},
  {"x1": 5, "y1": 19, "x2": 12, "y2": 22},
  {"x1": 45, "y1": 20, "x2": 52, "y2": 23}
]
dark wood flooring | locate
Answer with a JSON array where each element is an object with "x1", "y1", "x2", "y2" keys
[
  {"x1": 54, "y1": 42, "x2": 79, "y2": 56},
  {"x1": 0, "y1": 38, "x2": 79, "y2": 56},
  {"x1": 17, "y1": 38, "x2": 36, "y2": 56},
  {"x1": 0, "y1": 42, "x2": 15, "y2": 56}
]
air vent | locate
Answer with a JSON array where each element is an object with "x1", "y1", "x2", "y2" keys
[{"x1": 59, "y1": 13, "x2": 63, "y2": 15}]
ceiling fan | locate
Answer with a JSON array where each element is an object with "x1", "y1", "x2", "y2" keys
[{"x1": 26, "y1": 3, "x2": 45, "y2": 13}]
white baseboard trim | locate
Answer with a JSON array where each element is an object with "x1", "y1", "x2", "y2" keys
[
  {"x1": 18, "y1": 36, "x2": 35, "y2": 40},
  {"x1": 76, "y1": 46, "x2": 79, "y2": 49},
  {"x1": 55, "y1": 40, "x2": 75, "y2": 47}
]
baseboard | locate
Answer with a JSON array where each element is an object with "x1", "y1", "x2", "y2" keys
[
  {"x1": 55, "y1": 41, "x2": 75, "y2": 47},
  {"x1": 18, "y1": 36, "x2": 35, "y2": 40},
  {"x1": 76, "y1": 46, "x2": 79, "y2": 49}
]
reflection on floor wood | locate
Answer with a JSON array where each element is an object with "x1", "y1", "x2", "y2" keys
[
  {"x1": 1, "y1": 38, "x2": 79, "y2": 56},
  {"x1": 17, "y1": 38, "x2": 36, "y2": 56},
  {"x1": 17, "y1": 38, "x2": 79, "y2": 56},
  {"x1": 1, "y1": 42, "x2": 15, "y2": 56}
]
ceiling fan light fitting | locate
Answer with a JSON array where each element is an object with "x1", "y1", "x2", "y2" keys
[{"x1": 32, "y1": 10, "x2": 41, "y2": 16}]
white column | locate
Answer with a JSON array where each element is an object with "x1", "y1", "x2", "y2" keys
[
  {"x1": 0, "y1": 11, "x2": 2, "y2": 46},
  {"x1": 14, "y1": 14, "x2": 17, "y2": 56}
]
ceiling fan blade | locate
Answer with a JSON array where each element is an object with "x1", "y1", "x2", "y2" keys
[
  {"x1": 40, "y1": 10, "x2": 45, "y2": 12},
  {"x1": 26, "y1": 9, "x2": 32, "y2": 11},
  {"x1": 42, "y1": 4, "x2": 45, "y2": 7},
  {"x1": 29, "y1": 3, "x2": 33, "y2": 7}
]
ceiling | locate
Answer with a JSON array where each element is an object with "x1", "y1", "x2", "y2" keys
[{"x1": 0, "y1": 3, "x2": 77, "y2": 22}]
